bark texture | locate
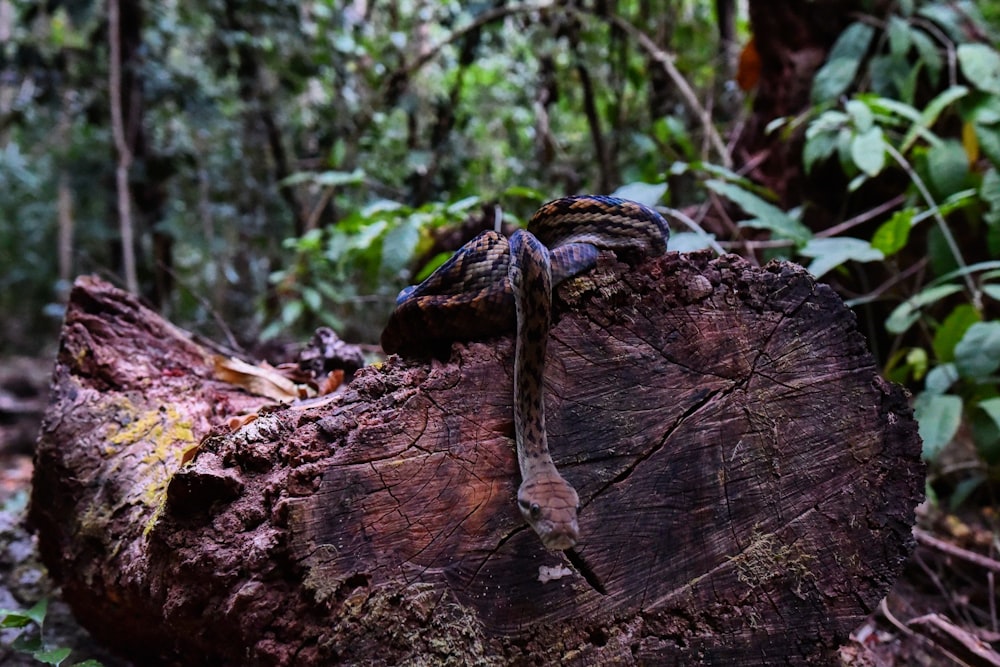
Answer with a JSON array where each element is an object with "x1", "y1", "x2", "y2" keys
[{"x1": 30, "y1": 252, "x2": 923, "y2": 665}]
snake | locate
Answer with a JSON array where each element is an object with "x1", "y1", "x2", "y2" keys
[{"x1": 381, "y1": 195, "x2": 670, "y2": 550}]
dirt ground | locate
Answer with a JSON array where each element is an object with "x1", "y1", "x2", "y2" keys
[{"x1": 1, "y1": 354, "x2": 997, "y2": 666}]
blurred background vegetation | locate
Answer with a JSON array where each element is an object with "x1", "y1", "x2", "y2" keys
[
  {"x1": 2, "y1": 0, "x2": 1000, "y2": 500},
  {"x1": 3, "y1": 1, "x2": 1000, "y2": 661}
]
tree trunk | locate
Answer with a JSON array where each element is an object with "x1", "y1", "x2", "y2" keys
[{"x1": 30, "y1": 252, "x2": 923, "y2": 665}]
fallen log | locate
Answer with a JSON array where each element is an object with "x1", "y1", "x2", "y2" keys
[{"x1": 29, "y1": 251, "x2": 923, "y2": 665}]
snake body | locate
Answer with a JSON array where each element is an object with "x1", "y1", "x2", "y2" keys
[{"x1": 382, "y1": 195, "x2": 670, "y2": 550}]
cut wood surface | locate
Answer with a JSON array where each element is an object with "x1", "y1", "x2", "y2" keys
[{"x1": 30, "y1": 251, "x2": 923, "y2": 666}]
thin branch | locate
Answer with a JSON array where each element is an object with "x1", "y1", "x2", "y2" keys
[
  {"x1": 397, "y1": 2, "x2": 556, "y2": 83},
  {"x1": 815, "y1": 194, "x2": 908, "y2": 239},
  {"x1": 879, "y1": 597, "x2": 916, "y2": 637},
  {"x1": 915, "y1": 527, "x2": 1000, "y2": 574},
  {"x1": 599, "y1": 12, "x2": 732, "y2": 169},
  {"x1": 390, "y1": 2, "x2": 732, "y2": 171},
  {"x1": 844, "y1": 257, "x2": 928, "y2": 308},
  {"x1": 884, "y1": 143, "x2": 979, "y2": 308},
  {"x1": 305, "y1": 186, "x2": 337, "y2": 232},
  {"x1": 108, "y1": 0, "x2": 138, "y2": 294},
  {"x1": 574, "y1": 59, "x2": 612, "y2": 193},
  {"x1": 990, "y1": 570, "x2": 997, "y2": 635}
]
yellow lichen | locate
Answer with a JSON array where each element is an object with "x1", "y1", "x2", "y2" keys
[{"x1": 101, "y1": 400, "x2": 198, "y2": 536}]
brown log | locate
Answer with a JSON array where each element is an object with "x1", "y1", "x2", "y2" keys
[{"x1": 30, "y1": 252, "x2": 923, "y2": 666}]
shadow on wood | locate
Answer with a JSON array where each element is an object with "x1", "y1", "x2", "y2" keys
[{"x1": 29, "y1": 251, "x2": 923, "y2": 665}]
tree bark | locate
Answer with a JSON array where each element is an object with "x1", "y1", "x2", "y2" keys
[{"x1": 30, "y1": 252, "x2": 923, "y2": 665}]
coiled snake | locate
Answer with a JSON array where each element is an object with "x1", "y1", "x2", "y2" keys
[{"x1": 381, "y1": 195, "x2": 670, "y2": 550}]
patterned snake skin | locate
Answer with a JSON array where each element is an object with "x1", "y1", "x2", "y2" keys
[{"x1": 381, "y1": 195, "x2": 670, "y2": 549}]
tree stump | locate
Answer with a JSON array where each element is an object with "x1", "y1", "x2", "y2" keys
[{"x1": 30, "y1": 252, "x2": 923, "y2": 666}]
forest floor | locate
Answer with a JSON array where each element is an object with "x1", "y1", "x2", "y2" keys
[{"x1": 0, "y1": 353, "x2": 995, "y2": 666}]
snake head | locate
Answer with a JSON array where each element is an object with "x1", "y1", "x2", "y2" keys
[{"x1": 517, "y1": 475, "x2": 580, "y2": 551}]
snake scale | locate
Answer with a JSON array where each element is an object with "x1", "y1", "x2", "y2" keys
[{"x1": 382, "y1": 195, "x2": 670, "y2": 550}]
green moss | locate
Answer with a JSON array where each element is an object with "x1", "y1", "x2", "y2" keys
[{"x1": 731, "y1": 528, "x2": 816, "y2": 595}]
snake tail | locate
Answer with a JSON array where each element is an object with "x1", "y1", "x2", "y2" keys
[{"x1": 508, "y1": 229, "x2": 580, "y2": 551}]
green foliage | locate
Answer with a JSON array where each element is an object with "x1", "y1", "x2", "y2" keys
[
  {"x1": 0, "y1": 600, "x2": 102, "y2": 666},
  {"x1": 777, "y1": 0, "x2": 1000, "y2": 508},
  {"x1": 264, "y1": 195, "x2": 490, "y2": 340},
  {"x1": 690, "y1": 1, "x2": 1000, "y2": 508},
  {"x1": 1, "y1": 0, "x2": 730, "y2": 349},
  {"x1": 811, "y1": 22, "x2": 875, "y2": 103},
  {"x1": 705, "y1": 179, "x2": 812, "y2": 244}
]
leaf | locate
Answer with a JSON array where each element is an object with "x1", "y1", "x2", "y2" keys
[
  {"x1": 917, "y1": 4, "x2": 966, "y2": 42},
  {"x1": 887, "y1": 15, "x2": 912, "y2": 57},
  {"x1": 445, "y1": 195, "x2": 481, "y2": 214},
  {"x1": 811, "y1": 22, "x2": 875, "y2": 103},
  {"x1": 885, "y1": 284, "x2": 964, "y2": 334},
  {"x1": 706, "y1": 180, "x2": 811, "y2": 244},
  {"x1": 883, "y1": 347, "x2": 913, "y2": 384},
  {"x1": 954, "y1": 321, "x2": 1000, "y2": 378},
  {"x1": 803, "y1": 130, "x2": 838, "y2": 174},
  {"x1": 812, "y1": 58, "x2": 863, "y2": 103},
  {"x1": 911, "y1": 29, "x2": 942, "y2": 87},
  {"x1": 850, "y1": 126, "x2": 886, "y2": 176},
  {"x1": 927, "y1": 228, "x2": 958, "y2": 277},
  {"x1": 502, "y1": 185, "x2": 546, "y2": 201},
  {"x1": 972, "y1": 397, "x2": 1000, "y2": 464},
  {"x1": 611, "y1": 181, "x2": 668, "y2": 207},
  {"x1": 213, "y1": 356, "x2": 305, "y2": 402},
  {"x1": 0, "y1": 611, "x2": 32, "y2": 628},
  {"x1": 666, "y1": 231, "x2": 718, "y2": 254},
  {"x1": 958, "y1": 43, "x2": 1000, "y2": 95},
  {"x1": 984, "y1": 168, "x2": 1000, "y2": 226},
  {"x1": 869, "y1": 54, "x2": 913, "y2": 99},
  {"x1": 414, "y1": 251, "x2": 453, "y2": 282},
  {"x1": 901, "y1": 86, "x2": 969, "y2": 152},
  {"x1": 926, "y1": 140, "x2": 970, "y2": 199},
  {"x1": 829, "y1": 21, "x2": 877, "y2": 62},
  {"x1": 906, "y1": 347, "x2": 929, "y2": 381},
  {"x1": 922, "y1": 85, "x2": 969, "y2": 125},
  {"x1": 807, "y1": 110, "x2": 849, "y2": 137},
  {"x1": 924, "y1": 362, "x2": 958, "y2": 394},
  {"x1": 932, "y1": 304, "x2": 981, "y2": 362},
  {"x1": 12, "y1": 632, "x2": 42, "y2": 652},
  {"x1": 279, "y1": 168, "x2": 365, "y2": 187},
  {"x1": 975, "y1": 122, "x2": 1000, "y2": 169},
  {"x1": 32, "y1": 646, "x2": 72, "y2": 666},
  {"x1": 845, "y1": 99, "x2": 874, "y2": 132},
  {"x1": 949, "y1": 475, "x2": 985, "y2": 510},
  {"x1": 913, "y1": 392, "x2": 962, "y2": 461},
  {"x1": 798, "y1": 237, "x2": 883, "y2": 278},
  {"x1": 379, "y1": 217, "x2": 421, "y2": 278},
  {"x1": 926, "y1": 260, "x2": 1000, "y2": 291},
  {"x1": 764, "y1": 116, "x2": 789, "y2": 135},
  {"x1": 870, "y1": 208, "x2": 913, "y2": 256},
  {"x1": 24, "y1": 598, "x2": 47, "y2": 626},
  {"x1": 984, "y1": 284, "x2": 1000, "y2": 302},
  {"x1": 302, "y1": 286, "x2": 322, "y2": 313},
  {"x1": 867, "y1": 96, "x2": 922, "y2": 124}
]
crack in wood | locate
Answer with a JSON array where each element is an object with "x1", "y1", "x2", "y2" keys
[
  {"x1": 565, "y1": 547, "x2": 607, "y2": 595},
  {"x1": 588, "y1": 387, "x2": 723, "y2": 504}
]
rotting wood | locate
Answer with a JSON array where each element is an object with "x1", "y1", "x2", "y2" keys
[{"x1": 30, "y1": 251, "x2": 924, "y2": 665}]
